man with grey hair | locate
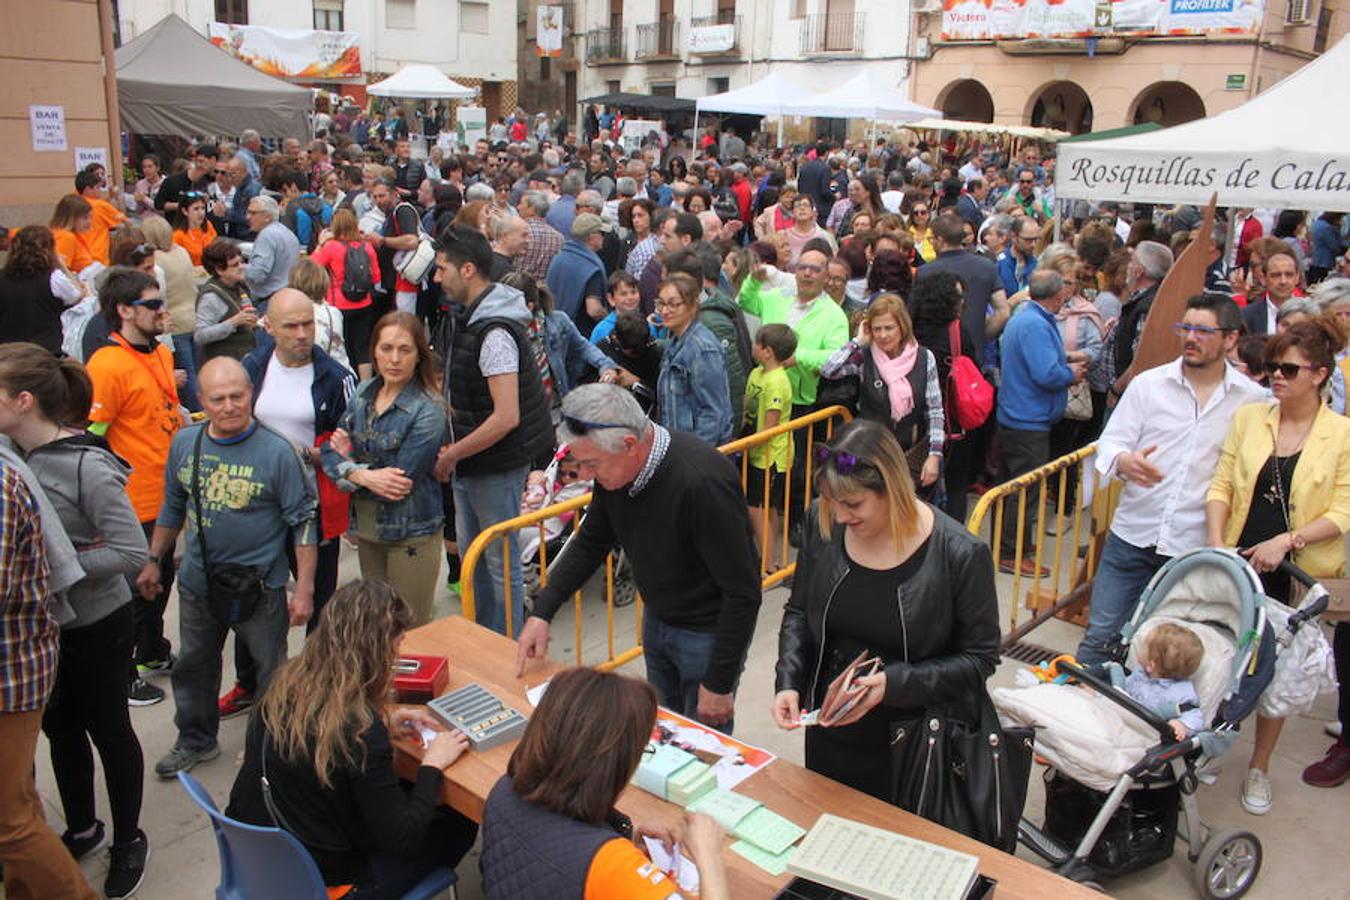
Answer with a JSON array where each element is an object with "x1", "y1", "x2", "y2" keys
[
  {"x1": 514, "y1": 190, "x2": 563, "y2": 280},
  {"x1": 516, "y1": 385, "x2": 761, "y2": 732},
  {"x1": 1108, "y1": 240, "x2": 1174, "y2": 397},
  {"x1": 605, "y1": 176, "x2": 638, "y2": 230},
  {"x1": 577, "y1": 189, "x2": 620, "y2": 273},
  {"x1": 236, "y1": 129, "x2": 263, "y2": 181},
  {"x1": 464, "y1": 181, "x2": 495, "y2": 204},
  {"x1": 488, "y1": 213, "x2": 527, "y2": 280},
  {"x1": 546, "y1": 168, "x2": 585, "y2": 235},
  {"x1": 243, "y1": 194, "x2": 301, "y2": 305},
  {"x1": 995, "y1": 268, "x2": 1087, "y2": 573}
]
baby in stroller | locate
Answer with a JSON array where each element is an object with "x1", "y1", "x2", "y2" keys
[{"x1": 1107, "y1": 623, "x2": 1206, "y2": 742}]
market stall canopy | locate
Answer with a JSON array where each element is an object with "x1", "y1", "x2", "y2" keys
[
  {"x1": 582, "y1": 93, "x2": 696, "y2": 113},
  {"x1": 1056, "y1": 35, "x2": 1350, "y2": 210},
  {"x1": 905, "y1": 118, "x2": 1070, "y2": 141},
  {"x1": 367, "y1": 65, "x2": 476, "y2": 100},
  {"x1": 806, "y1": 70, "x2": 940, "y2": 123},
  {"x1": 115, "y1": 13, "x2": 312, "y2": 139},
  {"x1": 695, "y1": 71, "x2": 829, "y2": 117}
]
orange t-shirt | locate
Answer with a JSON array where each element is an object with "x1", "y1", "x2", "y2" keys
[
  {"x1": 174, "y1": 223, "x2": 218, "y2": 267},
  {"x1": 583, "y1": 839, "x2": 682, "y2": 900},
  {"x1": 86, "y1": 337, "x2": 182, "y2": 522},
  {"x1": 51, "y1": 228, "x2": 94, "y2": 273},
  {"x1": 85, "y1": 196, "x2": 127, "y2": 265}
]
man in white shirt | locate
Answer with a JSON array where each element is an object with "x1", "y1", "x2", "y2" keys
[{"x1": 1077, "y1": 293, "x2": 1267, "y2": 666}]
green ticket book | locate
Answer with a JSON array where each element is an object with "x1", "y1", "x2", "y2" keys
[
  {"x1": 686, "y1": 788, "x2": 762, "y2": 831},
  {"x1": 633, "y1": 744, "x2": 696, "y2": 799},
  {"x1": 732, "y1": 806, "x2": 807, "y2": 856}
]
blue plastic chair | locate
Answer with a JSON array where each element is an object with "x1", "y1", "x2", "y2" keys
[{"x1": 177, "y1": 772, "x2": 458, "y2": 900}]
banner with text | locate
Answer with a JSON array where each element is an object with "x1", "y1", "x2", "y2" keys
[
  {"x1": 940, "y1": 0, "x2": 1265, "y2": 41},
  {"x1": 537, "y1": 6, "x2": 564, "y2": 57},
  {"x1": 207, "y1": 22, "x2": 362, "y2": 80}
]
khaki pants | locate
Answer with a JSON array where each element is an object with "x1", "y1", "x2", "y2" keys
[
  {"x1": 0, "y1": 708, "x2": 99, "y2": 900},
  {"x1": 357, "y1": 532, "x2": 442, "y2": 626}
]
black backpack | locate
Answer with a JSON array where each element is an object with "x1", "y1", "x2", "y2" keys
[{"x1": 340, "y1": 242, "x2": 374, "y2": 301}]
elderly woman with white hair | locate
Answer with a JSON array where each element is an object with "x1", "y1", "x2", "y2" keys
[{"x1": 1312, "y1": 278, "x2": 1350, "y2": 414}]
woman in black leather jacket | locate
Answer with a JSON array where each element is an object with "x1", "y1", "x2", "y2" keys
[{"x1": 772, "y1": 419, "x2": 1000, "y2": 802}]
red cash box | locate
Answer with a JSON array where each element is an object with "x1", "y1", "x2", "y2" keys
[{"x1": 393, "y1": 655, "x2": 449, "y2": 704}]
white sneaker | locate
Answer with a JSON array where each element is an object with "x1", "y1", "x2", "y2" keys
[
  {"x1": 1327, "y1": 721, "x2": 1343, "y2": 739},
  {"x1": 1240, "y1": 768, "x2": 1272, "y2": 815}
]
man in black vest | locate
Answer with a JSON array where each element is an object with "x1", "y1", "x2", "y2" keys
[{"x1": 433, "y1": 226, "x2": 553, "y2": 636}]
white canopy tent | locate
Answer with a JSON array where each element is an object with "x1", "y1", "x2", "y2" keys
[
  {"x1": 1056, "y1": 35, "x2": 1350, "y2": 210},
  {"x1": 807, "y1": 70, "x2": 940, "y2": 124},
  {"x1": 694, "y1": 71, "x2": 837, "y2": 145},
  {"x1": 368, "y1": 65, "x2": 476, "y2": 100}
]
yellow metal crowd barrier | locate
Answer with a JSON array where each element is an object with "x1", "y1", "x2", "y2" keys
[
  {"x1": 458, "y1": 406, "x2": 853, "y2": 668},
  {"x1": 965, "y1": 443, "x2": 1123, "y2": 643}
]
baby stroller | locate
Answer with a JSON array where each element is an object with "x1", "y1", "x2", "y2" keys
[
  {"x1": 520, "y1": 452, "x2": 637, "y2": 610},
  {"x1": 995, "y1": 548, "x2": 1334, "y2": 899}
]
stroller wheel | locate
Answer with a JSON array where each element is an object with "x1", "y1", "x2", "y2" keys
[{"x1": 1192, "y1": 828, "x2": 1262, "y2": 900}]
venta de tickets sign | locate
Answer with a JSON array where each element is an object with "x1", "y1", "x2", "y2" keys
[{"x1": 940, "y1": 0, "x2": 1265, "y2": 42}]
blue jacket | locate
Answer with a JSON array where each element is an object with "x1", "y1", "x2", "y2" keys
[
  {"x1": 545, "y1": 195, "x2": 577, "y2": 236},
  {"x1": 541, "y1": 311, "x2": 613, "y2": 396},
  {"x1": 320, "y1": 378, "x2": 448, "y2": 541},
  {"x1": 1312, "y1": 217, "x2": 1345, "y2": 269},
  {"x1": 242, "y1": 340, "x2": 356, "y2": 438},
  {"x1": 997, "y1": 249, "x2": 1036, "y2": 297},
  {"x1": 997, "y1": 301, "x2": 1074, "y2": 431},
  {"x1": 228, "y1": 176, "x2": 262, "y2": 240},
  {"x1": 657, "y1": 321, "x2": 732, "y2": 445}
]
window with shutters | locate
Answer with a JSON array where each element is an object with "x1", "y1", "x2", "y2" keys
[
  {"x1": 386, "y1": 0, "x2": 415, "y2": 29},
  {"x1": 462, "y1": 0, "x2": 489, "y2": 34},
  {"x1": 215, "y1": 0, "x2": 248, "y2": 24},
  {"x1": 313, "y1": 0, "x2": 344, "y2": 31}
]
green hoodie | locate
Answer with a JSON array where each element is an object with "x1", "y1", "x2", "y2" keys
[{"x1": 736, "y1": 277, "x2": 850, "y2": 406}]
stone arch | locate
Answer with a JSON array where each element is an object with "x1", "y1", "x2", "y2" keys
[
  {"x1": 1026, "y1": 81, "x2": 1094, "y2": 135},
  {"x1": 1130, "y1": 82, "x2": 1206, "y2": 127},
  {"x1": 936, "y1": 79, "x2": 994, "y2": 123}
]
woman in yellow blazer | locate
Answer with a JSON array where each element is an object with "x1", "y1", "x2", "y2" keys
[{"x1": 1206, "y1": 316, "x2": 1350, "y2": 816}]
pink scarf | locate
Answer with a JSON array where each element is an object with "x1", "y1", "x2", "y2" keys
[{"x1": 871, "y1": 340, "x2": 918, "y2": 422}]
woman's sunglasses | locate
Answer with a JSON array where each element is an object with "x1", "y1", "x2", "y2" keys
[{"x1": 1263, "y1": 361, "x2": 1319, "y2": 379}]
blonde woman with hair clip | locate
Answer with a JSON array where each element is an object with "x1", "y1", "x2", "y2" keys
[{"x1": 226, "y1": 579, "x2": 477, "y2": 898}]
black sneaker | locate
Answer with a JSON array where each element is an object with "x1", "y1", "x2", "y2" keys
[
  {"x1": 104, "y1": 829, "x2": 150, "y2": 899},
  {"x1": 136, "y1": 654, "x2": 176, "y2": 679},
  {"x1": 60, "y1": 819, "x2": 107, "y2": 861},
  {"x1": 127, "y1": 678, "x2": 165, "y2": 707}
]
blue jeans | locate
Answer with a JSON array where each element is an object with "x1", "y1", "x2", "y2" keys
[
  {"x1": 642, "y1": 615, "x2": 744, "y2": 736},
  {"x1": 171, "y1": 586, "x2": 287, "y2": 752},
  {"x1": 171, "y1": 333, "x2": 200, "y2": 413},
  {"x1": 1076, "y1": 532, "x2": 1170, "y2": 667},
  {"x1": 453, "y1": 466, "x2": 528, "y2": 637}
]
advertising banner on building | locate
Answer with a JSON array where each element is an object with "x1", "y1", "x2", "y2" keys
[
  {"x1": 456, "y1": 107, "x2": 488, "y2": 151},
  {"x1": 940, "y1": 0, "x2": 1265, "y2": 41},
  {"x1": 207, "y1": 22, "x2": 362, "y2": 80},
  {"x1": 537, "y1": 6, "x2": 564, "y2": 57},
  {"x1": 688, "y1": 24, "x2": 737, "y2": 54}
]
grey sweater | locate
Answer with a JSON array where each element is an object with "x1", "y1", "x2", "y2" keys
[{"x1": 24, "y1": 434, "x2": 148, "y2": 629}]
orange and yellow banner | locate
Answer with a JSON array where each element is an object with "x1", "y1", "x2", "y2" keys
[{"x1": 208, "y1": 22, "x2": 362, "y2": 80}]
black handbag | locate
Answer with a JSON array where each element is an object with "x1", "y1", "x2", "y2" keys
[
  {"x1": 191, "y1": 427, "x2": 264, "y2": 626},
  {"x1": 888, "y1": 691, "x2": 1034, "y2": 853}
]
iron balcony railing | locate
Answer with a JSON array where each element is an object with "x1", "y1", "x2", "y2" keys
[
  {"x1": 635, "y1": 19, "x2": 679, "y2": 58},
  {"x1": 585, "y1": 26, "x2": 626, "y2": 63},
  {"x1": 689, "y1": 13, "x2": 741, "y2": 53},
  {"x1": 800, "y1": 12, "x2": 865, "y2": 54}
]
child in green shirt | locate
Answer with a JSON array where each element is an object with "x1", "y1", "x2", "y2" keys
[{"x1": 743, "y1": 324, "x2": 797, "y2": 573}]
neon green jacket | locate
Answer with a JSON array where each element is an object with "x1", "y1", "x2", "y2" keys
[{"x1": 736, "y1": 277, "x2": 850, "y2": 406}]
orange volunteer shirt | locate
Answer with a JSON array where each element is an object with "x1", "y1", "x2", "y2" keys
[
  {"x1": 583, "y1": 839, "x2": 682, "y2": 900},
  {"x1": 85, "y1": 196, "x2": 127, "y2": 265},
  {"x1": 51, "y1": 228, "x2": 94, "y2": 273},
  {"x1": 86, "y1": 337, "x2": 182, "y2": 522},
  {"x1": 174, "y1": 222, "x2": 218, "y2": 266}
]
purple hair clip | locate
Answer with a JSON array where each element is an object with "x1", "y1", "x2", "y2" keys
[{"x1": 814, "y1": 445, "x2": 861, "y2": 475}]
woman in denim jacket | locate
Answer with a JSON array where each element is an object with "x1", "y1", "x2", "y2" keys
[
  {"x1": 500, "y1": 272, "x2": 618, "y2": 411},
  {"x1": 655, "y1": 273, "x2": 733, "y2": 445},
  {"x1": 322, "y1": 312, "x2": 447, "y2": 624}
]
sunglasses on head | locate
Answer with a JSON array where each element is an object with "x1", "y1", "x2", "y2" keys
[
  {"x1": 561, "y1": 413, "x2": 638, "y2": 436},
  {"x1": 1263, "y1": 361, "x2": 1319, "y2": 379},
  {"x1": 181, "y1": 191, "x2": 206, "y2": 201},
  {"x1": 814, "y1": 445, "x2": 870, "y2": 476},
  {"x1": 130, "y1": 298, "x2": 165, "y2": 310}
]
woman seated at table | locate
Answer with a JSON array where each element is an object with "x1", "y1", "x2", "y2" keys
[
  {"x1": 772, "y1": 419, "x2": 1000, "y2": 804},
  {"x1": 226, "y1": 578, "x2": 478, "y2": 898},
  {"x1": 480, "y1": 667, "x2": 729, "y2": 900}
]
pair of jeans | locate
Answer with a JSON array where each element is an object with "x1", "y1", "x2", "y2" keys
[
  {"x1": 453, "y1": 466, "x2": 527, "y2": 637},
  {"x1": 129, "y1": 519, "x2": 174, "y2": 683},
  {"x1": 0, "y1": 709, "x2": 100, "y2": 900},
  {"x1": 1076, "y1": 532, "x2": 1171, "y2": 667},
  {"x1": 997, "y1": 426, "x2": 1050, "y2": 558},
  {"x1": 236, "y1": 537, "x2": 341, "y2": 695},
  {"x1": 171, "y1": 332, "x2": 201, "y2": 412},
  {"x1": 42, "y1": 603, "x2": 144, "y2": 845},
  {"x1": 171, "y1": 586, "x2": 287, "y2": 752},
  {"x1": 642, "y1": 614, "x2": 743, "y2": 736}
]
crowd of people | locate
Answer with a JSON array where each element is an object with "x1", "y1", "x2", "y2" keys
[{"x1": 1, "y1": 104, "x2": 1349, "y2": 898}]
